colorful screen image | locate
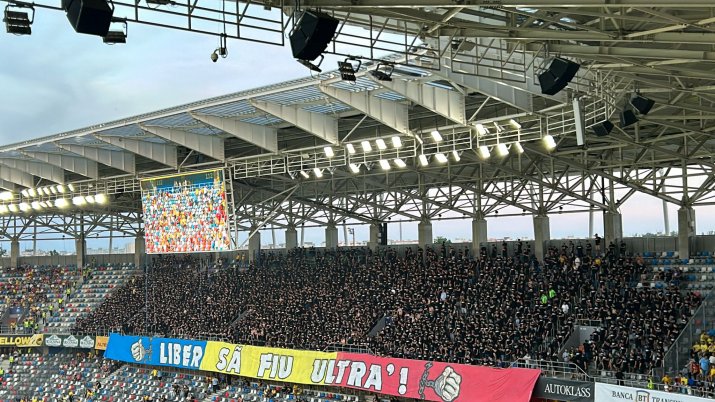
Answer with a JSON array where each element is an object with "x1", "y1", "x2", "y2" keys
[{"x1": 141, "y1": 170, "x2": 231, "y2": 254}]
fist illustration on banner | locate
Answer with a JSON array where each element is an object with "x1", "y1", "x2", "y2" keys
[
  {"x1": 131, "y1": 340, "x2": 146, "y2": 362},
  {"x1": 433, "y1": 366, "x2": 462, "y2": 402}
]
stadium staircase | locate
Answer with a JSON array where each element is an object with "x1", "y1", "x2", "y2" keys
[{"x1": 46, "y1": 263, "x2": 137, "y2": 334}]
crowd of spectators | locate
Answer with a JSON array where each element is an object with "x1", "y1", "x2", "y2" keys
[
  {"x1": 74, "y1": 241, "x2": 702, "y2": 378},
  {"x1": 142, "y1": 178, "x2": 230, "y2": 254}
]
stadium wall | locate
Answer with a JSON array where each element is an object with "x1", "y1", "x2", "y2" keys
[{"x1": 0, "y1": 253, "x2": 134, "y2": 267}]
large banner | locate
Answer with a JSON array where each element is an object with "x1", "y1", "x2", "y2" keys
[
  {"x1": 595, "y1": 383, "x2": 712, "y2": 402},
  {"x1": 104, "y1": 334, "x2": 206, "y2": 370},
  {"x1": 532, "y1": 377, "x2": 594, "y2": 402},
  {"x1": 0, "y1": 334, "x2": 43, "y2": 347},
  {"x1": 141, "y1": 169, "x2": 231, "y2": 254}
]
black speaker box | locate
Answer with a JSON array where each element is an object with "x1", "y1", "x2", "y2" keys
[
  {"x1": 63, "y1": 0, "x2": 113, "y2": 37},
  {"x1": 592, "y1": 120, "x2": 614, "y2": 137},
  {"x1": 290, "y1": 11, "x2": 339, "y2": 61},
  {"x1": 620, "y1": 110, "x2": 638, "y2": 128},
  {"x1": 538, "y1": 57, "x2": 581, "y2": 96},
  {"x1": 631, "y1": 95, "x2": 655, "y2": 115}
]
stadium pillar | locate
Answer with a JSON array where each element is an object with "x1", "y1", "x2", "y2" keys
[
  {"x1": 603, "y1": 211, "x2": 623, "y2": 247},
  {"x1": 533, "y1": 214, "x2": 550, "y2": 261},
  {"x1": 75, "y1": 235, "x2": 86, "y2": 268},
  {"x1": 418, "y1": 219, "x2": 433, "y2": 248},
  {"x1": 248, "y1": 231, "x2": 261, "y2": 263},
  {"x1": 325, "y1": 223, "x2": 339, "y2": 249},
  {"x1": 10, "y1": 237, "x2": 20, "y2": 268},
  {"x1": 678, "y1": 206, "x2": 696, "y2": 259},
  {"x1": 471, "y1": 214, "x2": 487, "y2": 257},
  {"x1": 134, "y1": 235, "x2": 145, "y2": 268},
  {"x1": 368, "y1": 223, "x2": 379, "y2": 251},
  {"x1": 285, "y1": 226, "x2": 298, "y2": 250}
]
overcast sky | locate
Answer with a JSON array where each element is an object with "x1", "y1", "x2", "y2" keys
[{"x1": 0, "y1": 11, "x2": 712, "y2": 252}]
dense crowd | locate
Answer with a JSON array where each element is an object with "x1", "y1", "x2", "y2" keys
[{"x1": 142, "y1": 178, "x2": 230, "y2": 254}]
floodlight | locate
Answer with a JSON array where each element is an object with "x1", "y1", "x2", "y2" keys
[
  {"x1": 478, "y1": 146, "x2": 491, "y2": 159},
  {"x1": 512, "y1": 142, "x2": 524, "y2": 154},
  {"x1": 509, "y1": 119, "x2": 522, "y2": 130},
  {"x1": 0, "y1": 205, "x2": 7, "y2": 214},
  {"x1": 28, "y1": 188, "x2": 37, "y2": 197},
  {"x1": 30, "y1": 201, "x2": 42, "y2": 210},
  {"x1": 431, "y1": 130, "x2": 443, "y2": 142},
  {"x1": 543, "y1": 135, "x2": 557, "y2": 150},
  {"x1": 324, "y1": 146, "x2": 335, "y2": 158},
  {"x1": 55, "y1": 198, "x2": 70, "y2": 209},
  {"x1": 418, "y1": 154, "x2": 429, "y2": 167},
  {"x1": 8, "y1": 204, "x2": 18, "y2": 213},
  {"x1": 630, "y1": 94, "x2": 655, "y2": 115},
  {"x1": 0, "y1": 191, "x2": 13, "y2": 201},
  {"x1": 299, "y1": 170, "x2": 310, "y2": 179},
  {"x1": 57, "y1": 185, "x2": 66, "y2": 193},
  {"x1": 338, "y1": 57, "x2": 360, "y2": 82},
  {"x1": 391, "y1": 136, "x2": 402, "y2": 148},
  {"x1": 435, "y1": 153, "x2": 448, "y2": 164},
  {"x1": 349, "y1": 163, "x2": 360, "y2": 174},
  {"x1": 86, "y1": 195, "x2": 96, "y2": 204},
  {"x1": 4, "y1": 6, "x2": 34, "y2": 35},
  {"x1": 67, "y1": 184, "x2": 75, "y2": 192},
  {"x1": 592, "y1": 120, "x2": 614, "y2": 137},
  {"x1": 378, "y1": 159, "x2": 391, "y2": 170},
  {"x1": 95, "y1": 193, "x2": 108, "y2": 205},
  {"x1": 50, "y1": 186, "x2": 58, "y2": 194},
  {"x1": 72, "y1": 196, "x2": 86, "y2": 206},
  {"x1": 495, "y1": 143, "x2": 509, "y2": 157},
  {"x1": 370, "y1": 62, "x2": 394, "y2": 82},
  {"x1": 375, "y1": 138, "x2": 387, "y2": 150},
  {"x1": 21, "y1": 189, "x2": 29, "y2": 198},
  {"x1": 394, "y1": 158, "x2": 407, "y2": 168},
  {"x1": 361, "y1": 141, "x2": 372, "y2": 153},
  {"x1": 493, "y1": 122, "x2": 503, "y2": 133},
  {"x1": 346, "y1": 143, "x2": 356, "y2": 155},
  {"x1": 313, "y1": 168, "x2": 323, "y2": 178},
  {"x1": 19, "y1": 202, "x2": 30, "y2": 212},
  {"x1": 475, "y1": 124, "x2": 488, "y2": 135},
  {"x1": 451, "y1": 150, "x2": 461, "y2": 162}
]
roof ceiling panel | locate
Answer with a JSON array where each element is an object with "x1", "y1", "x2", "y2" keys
[{"x1": 194, "y1": 100, "x2": 254, "y2": 117}]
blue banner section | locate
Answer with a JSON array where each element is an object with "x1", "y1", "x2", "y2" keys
[{"x1": 105, "y1": 333, "x2": 207, "y2": 370}]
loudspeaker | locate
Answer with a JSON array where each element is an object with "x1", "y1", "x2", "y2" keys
[
  {"x1": 538, "y1": 57, "x2": 581, "y2": 96},
  {"x1": 592, "y1": 120, "x2": 614, "y2": 137},
  {"x1": 63, "y1": 0, "x2": 113, "y2": 37},
  {"x1": 630, "y1": 95, "x2": 655, "y2": 115},
  {"x1": 290, "y1": 10, "x2": 339, "y2": 61},
  {"x1": 620, "y1": 110, "x2": 638, "y2": 128}
]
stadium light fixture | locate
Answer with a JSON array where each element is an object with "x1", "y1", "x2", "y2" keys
[
  {"x1": 54, "y1": 198, "x2": 70, "y2": 209},
  {"x1": 338, "y1": 57, "x2": 360, "y2": 82},
  {"x1": 95, "y1": 193, "x2": 108, "y2": 204},
  {"x1": 299, "y1": 170, "x2": 310, "y2": 179},
  {"x1": 370, "y1": 61, "x2": 394, "y2": 82},
  {"x1": 418, "y1": 154, "x2": 429, "y2": 167},
  {"x1": 361, "y1": 141, "x2": 372, "y2": 153},
  {"x1": 543, "y1": 135, "x2": 557, "y2": 151},
  {"x1": 57, "y1": 185, "x2": 66, "y2": 194},
  {"x1": 509, "y1": 119, "x2": 522, "y2": 130},
  {"x1": 0, "y1": 191, "x2": 13, "y2": 201},
  {"x1": 50, "y1": 186, "x2": 57, "y2": 195},
  {"x1": 378, "y1": 159, "x2": 391, "y2": 170},
  {"x1": 346, "y1": 143, "x2": 356, "y2": 155},
  {"x1": 375, "y1": 138, "x2": 387, "y2": 151},
  {"x1": 391, "y1": 136, "x2": 402, "y2": 148},
  {"x1": 86, "y1": 195, "x2": 96, "y2": 204},
  {"x1": 0, "y1": 205, "x2": 7, "y2": 214},
  {"x1": 313, "y1": 168, "x2": 323, "y2": 178},
  {"x1": 475, "y1": 124, "x2": 488, "y2": 135},
  {"x1": 349, "y1": 163, "x2": 360, "y2": 174},
  {"x1": 512, "y1": 142, "x2": 524, "y2": 154},
  {"x1": 324, "y1": 146, "x2": 334, "y2": 158},
  {"x1": 28, "y1": 188, "x2": 37, "y2": 197},
  {"x1": 435, "y1": 153, "x2": 448, "y2": 164},
  {"x1": 451, "y1": 150, "x2": 461, "y2": 162},
  {"x1": 103, "y1": 19, "x2": 127, "y2": 45},
  {"x1": 4, "y1": 5, "x2": 34, "y2": 35},
  {"x1": 21, "y1": 189, "x2": 29, "y2": 198},
  {"x1": 430, "y1": 130, "x2": 443, "y2": 142},
  {"x1": 8, "y1": 204, "x2": 18, "y2": 213},
  {"x1": 393, "y1": 158, "x2": 406, "y2": 168},
  {"x1": 495, "y1": 143, "x2": 509, "y2": 157},
  {"x1": 19, "y1": 202, "x2": 30, "y2": 212},
  {"x1": 72, "y1": 196, "x2": 86, "y2": 206},
  {"x1": 67, "y1": 184, "x2": 75, "y2": 192},
  {"x1": 478, "y1": 146, "x2": 491, "y2": 159},
  {"x1": 30, "y1": 201, "x2": 42, "y2": 210}
]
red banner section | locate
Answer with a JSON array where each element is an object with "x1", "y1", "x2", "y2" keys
[{"x1": 334, "y1": 353, "x2": 541, "y2": 402}]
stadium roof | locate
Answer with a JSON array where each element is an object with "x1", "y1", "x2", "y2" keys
[{"x1": 0, "y1": 2, "x2": 714, "y2": 241}]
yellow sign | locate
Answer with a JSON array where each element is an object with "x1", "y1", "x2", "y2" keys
[
  {"x1": 95, "y1": 336, "x2": 109, "y2": 350},
  {"x1": 201, "y1": 342, "x2": 337, "y2": 385},
  {"x1": 0, "y1": 334, "x2": 43, "y2": 348}
]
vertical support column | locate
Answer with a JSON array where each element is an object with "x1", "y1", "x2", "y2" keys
[
  {"x1": 418, "y1": 219, "x2": 433, "y2": 248},
  {"x1": 533, "y1": 214, "x2": 550, "y2": 262},
  {"x1": 75, "y1": 235, "x2": 86, "y2": 269},
  {"x1": 248, "y1": 229, "x2": 261, "y2": 263},
  {"x1": 134, "y1": 235, "x2": 145, "y2": 268},
  {"x1": 10, "y1": 237, "x2": 20, "y2": 268},
  {"x1": 604, "y1": 211, "x2": 623, "y2": 247},
  {"x1": 285, "y1": 226, "x2": 298, "y2": 250},
  {"x1": 325, "y1": 222, "x2": 339, "y2": 249},
  {"x1": 678, "y1": 207, "x2": 696, "y2": 259},
  {"x1": 368, "y1": 222, "x2": 380, "y2": 251},
  {"x1": 471, "y1": 214, "x2": 488, "y2": 257}
]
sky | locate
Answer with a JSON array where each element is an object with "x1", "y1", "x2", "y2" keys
[{"x1": 0, "y1": 10, "x2": 713, "y2": 252}]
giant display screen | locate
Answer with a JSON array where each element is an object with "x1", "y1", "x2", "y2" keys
[{"x1": 141, "y1": 169, "x2": 231, "y2": 254}]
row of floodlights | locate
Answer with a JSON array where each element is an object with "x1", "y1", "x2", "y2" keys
[
  {"x1": 15, "y1": 184, "x2": 77, "y2": 199},
  {"x1": 0, "y1": 194, "x2": 107, "y2": 215}
]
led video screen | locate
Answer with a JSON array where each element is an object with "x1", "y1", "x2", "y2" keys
[{"x1": 141, "y1": 170, "x2": 231, "y2": 254}]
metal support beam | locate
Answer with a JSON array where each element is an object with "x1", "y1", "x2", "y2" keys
[
  {"x1": 0, "y1": 166, "x2": 35, "y2": 188},
  {"x1": 56, "y1": 143, "x2": 135, "y2": 174},
  {"x1": 21, "y1": 151, "x2": 99, "y2": 180},
  {"x1": 368, "y1": 77, "x2": 467, "y2": 125},
  {"x1": 140, "y1": 125, "x2": 225, "y2": 161},
  {"x1": 250, "y1": 100, "x2": 339, "y2": 145},
  {"x1": 319, "y1": 85, "x2": 412, "y2": 136},
  {"x1": 190, "y1": 113, "x2": 279, "y2": 153},
  {"x1": 0, "y1": 159, "x2": 65, "y2": 184},
  {"x1": 94, "y1": 134, "x2": 178, "y2": 168}
]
